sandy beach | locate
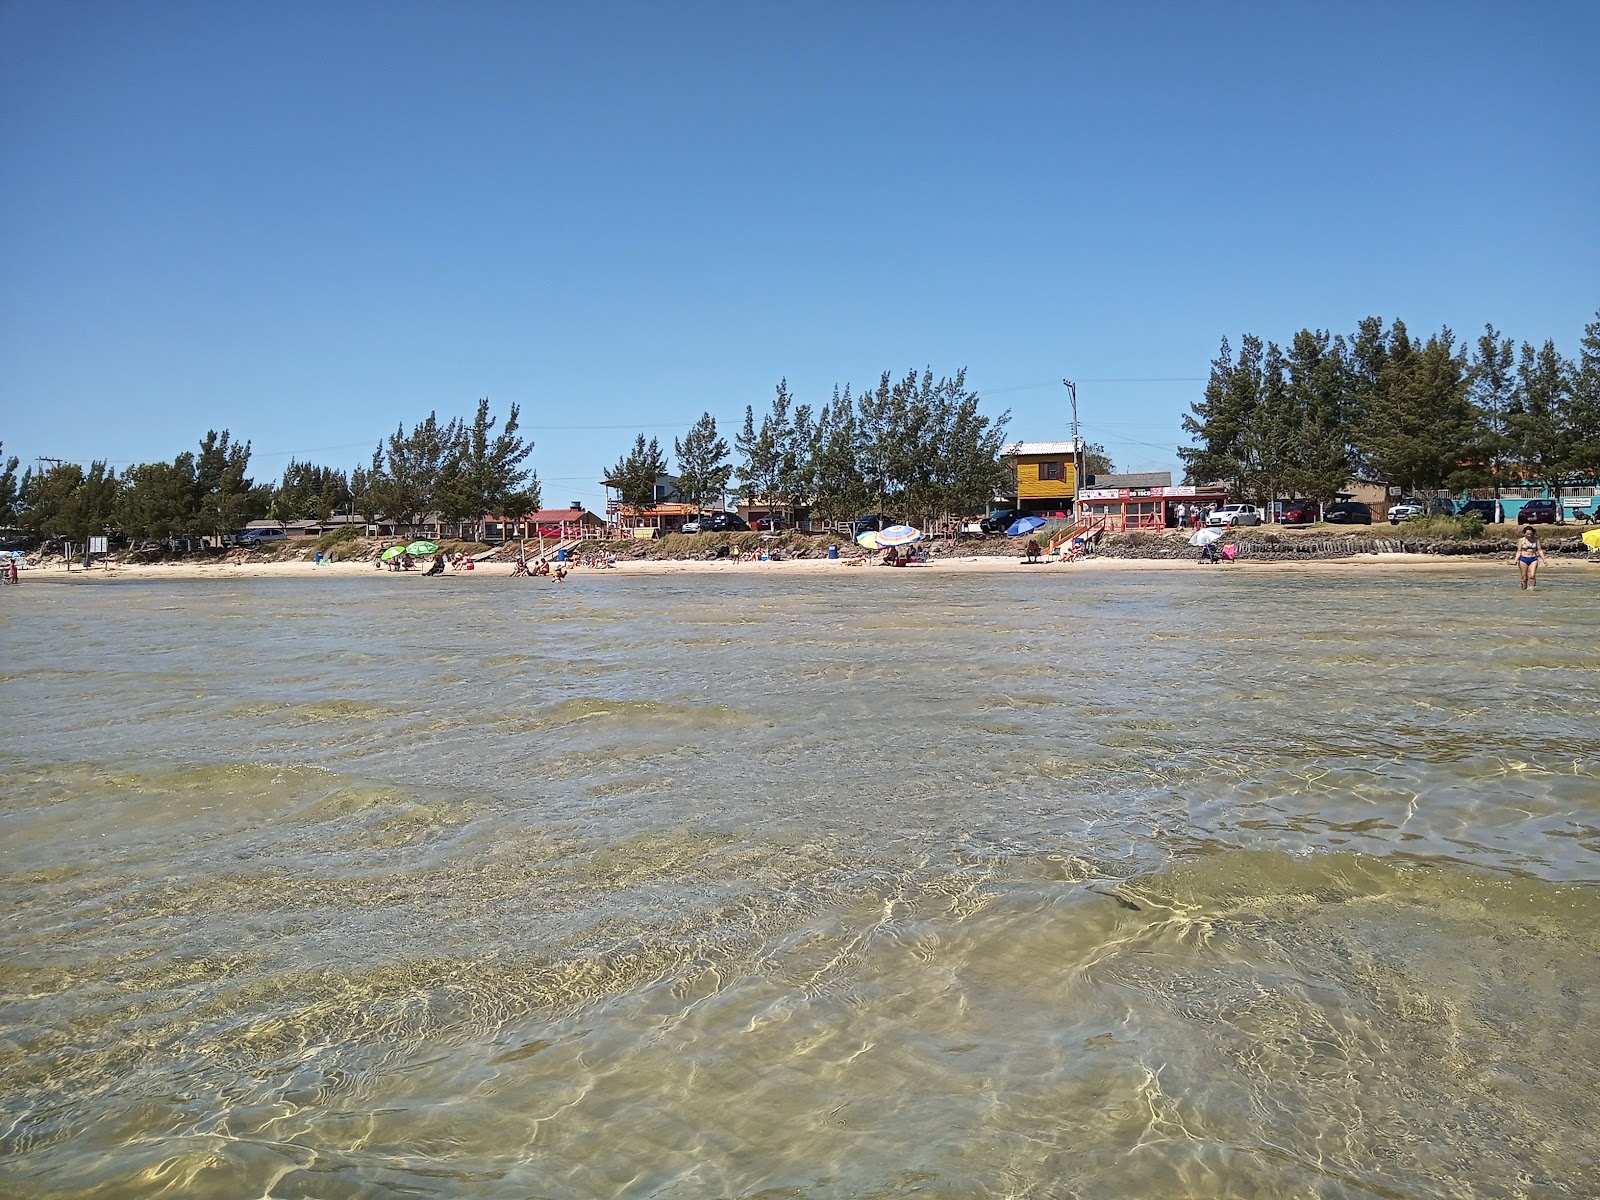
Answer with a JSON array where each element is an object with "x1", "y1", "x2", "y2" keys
[{"x1": 12, "y1": 550, "x2": 1579, "y2": 583}]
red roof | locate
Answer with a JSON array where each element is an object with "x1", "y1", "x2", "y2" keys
[{"x1": 526, "y1": 508, "x2": 602, "y2": 523}]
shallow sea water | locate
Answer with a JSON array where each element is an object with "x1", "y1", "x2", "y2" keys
[{"x1": 1, "y1": 566, "x2": 1597, "y2": 1198}]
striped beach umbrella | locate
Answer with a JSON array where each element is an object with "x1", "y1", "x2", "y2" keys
[{"x1": 876, "y1": 524, "x2": 923, "y2": 547}]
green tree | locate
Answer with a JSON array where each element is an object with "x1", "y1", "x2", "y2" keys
[
  {"x1": 1082, "y1": 443, "x2": 1115, "y2": 477},
  {"x1": 1234, "y1": 340, "x2": 1301, "y2": 506},
  {"x1": 1283, "y1": 329, "x2": 1353, "y2": 504},
  {"x1": 368, "y1": 412, "x2": 462, "y2": 533},
  {"x1": 852, "y1": 367, "x2": 1006, "y2": 522},
  {"x1": 120, "y1": 455, "x2": 198, "y2": 538},
  {"x1": 1464, "y1": 325, "x2": 1517, "y2": 495},
  {"x1": 1566, "y1": 311, "x2": 1600, "y2": 485},
  {"x1": 0, "y1": 442, "x2": 20, "y2": 526},
  {"x1": 20, "y1": 462, "x2": 121, "y2": 540},
  {"x1": 1356, "y1": 323, "x2": 1473, "y2": 495},
  {"x1": 607, "y1": 434, "x2": 668, "y2": 513},
  {"x1": 193, "y1": 430, "x2": 267, "y2": 536},
  {"x1": 1510, "y1": 339, "x2": 1574, "y2": 505},
  {"x1": 735, "y1": 381, "x2": 794, "y2": 508},
  {"x1": 807, "y1": 388, "x2": 869, "y2": 521},
  {"x1": 1179, "y1": 335, "x2": 1253, "y2": 485},
  {"x1": 272, "y1": 459, "x2": 349, "y2": 522},
  {"x1": 437, "y1": 398, "x2": 539, "y2": 539},
  {"x1": 673, "y1": 412, "x2": 732, "y2": 514}
]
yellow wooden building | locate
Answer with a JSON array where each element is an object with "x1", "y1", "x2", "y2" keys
[{"x1": 1002, "y1": 441, "x2": 1080, "y2": 513}]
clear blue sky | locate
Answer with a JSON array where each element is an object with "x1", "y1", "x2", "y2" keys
[{"x1": 2, "y1": 1, "x2": 1596, "y2": 509}]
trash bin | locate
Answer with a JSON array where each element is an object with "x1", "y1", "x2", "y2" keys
[
  {"x1": 827, "y1": 544, "x2": 838, "y2": 559},
  {"x1": 555, "y1": 547, "x2": 567, "y2": 563}
]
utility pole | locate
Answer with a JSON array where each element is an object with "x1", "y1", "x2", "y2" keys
[{"x1": 1062, "y1": 380, "x2": 1085, "y2": 513}]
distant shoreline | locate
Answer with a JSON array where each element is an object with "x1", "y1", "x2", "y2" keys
[{"x1": 10, "y1": 551, "x2": 1577, "y2": 583}]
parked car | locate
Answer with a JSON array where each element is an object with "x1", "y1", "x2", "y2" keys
[
  {"x1": 1205, "y1": 504, "x2": 1264, "y2": 527},
  {"x1": 1455, "y1": 499, "x2": 1503, "y2": 524},
  {"x1": 979, "y1": 509, "x2": 1031, "y2": 534},
  {"x1": 238, "y1": 526, "x2": 287, "y2": 545},
  {"x1": 753, "y1": 515, "x2": 786, "y2": 531},
  {"x1": 1428, "y1": 498, "x2": 1457, "y2": 516},
  {"x1": 1277, "y1": 500, "x2": 1318, "y2": 525},
  {"x1": 1323, "y1": 502, "x2": 1372, "y2": 525},
  {"x1": 1387, "y1": 500, "x2": 1425, "y2": 524},
  {"x1": 1517, "y1": 498, "x2": 1560, "y2": 524},
  {"x1": 849, "y1": 513, "x2": 895, "y2": 535},
  {"x1": 680, "y1": 511, "x2": 750, "y2": 533}
]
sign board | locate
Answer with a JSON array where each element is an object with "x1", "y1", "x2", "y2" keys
[
  {"x1": 89, "y1": 536, "x2": 108, "y2": 554},
  {"x1": 1079, "y1": 485, "x2": 1228, "y2": 501}
]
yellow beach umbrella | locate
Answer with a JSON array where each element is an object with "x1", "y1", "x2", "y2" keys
[
  {"x1": 1581, "y1": 528, "x2": 1600, "y2": 551},
  {"x1": 856, "y1": 530, "x2": 880, "y2": 550}
]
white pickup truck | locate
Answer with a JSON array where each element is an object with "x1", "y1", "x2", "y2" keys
[{"x1": 1204, "y1": 504, "x2": 1263, "y2": 527}]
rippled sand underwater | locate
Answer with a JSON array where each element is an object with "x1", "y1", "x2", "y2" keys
[{"x1": 2, "y1": 568, "x2": 1597, "y2": 1198}]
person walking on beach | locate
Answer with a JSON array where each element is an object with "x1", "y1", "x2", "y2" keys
[{"x1": 1515, "y1": 526, "x2": 1545, "y2": 590}]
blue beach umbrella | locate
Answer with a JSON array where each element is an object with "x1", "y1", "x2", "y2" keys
[
  {"x1": 1006, "y1": 515, "x2": 1047, "y2": 537},
  {"x1": 876, "y1": 524, "x2": 923, "y2": 547}
]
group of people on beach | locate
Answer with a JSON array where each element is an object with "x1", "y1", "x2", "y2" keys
[{"x1": 510, "y1": 554, "x2": 567, "y2": 581}]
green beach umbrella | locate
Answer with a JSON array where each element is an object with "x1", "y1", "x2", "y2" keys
[
  {"x1": 380, "y1": 545, "x2": 408, "y2": 561},
  {"x1": 406, "y1": 540, "x2": 440, "y2": 556}
]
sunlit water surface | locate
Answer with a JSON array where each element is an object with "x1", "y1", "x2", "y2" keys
[{"x1": 2, "y1": 568, "x2": 1597, "y2": 1198}]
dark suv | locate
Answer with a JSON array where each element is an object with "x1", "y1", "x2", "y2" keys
[
  {"x1": 1323, "y1": 502, "x2": 1372, "y2": 525},
  {"x1": 979, "y1": 509, "x2": 1030, "y2": 534},
  {"x1": 1517, "y1": 499, "x2": 1560, "y2": 524},
  {"x1": 1455, "y1": 499, "x2": 1502, "y2": 524},
  {"x1": 849, "y1": 513, "x2": 895, "y2": 535},
  {"x1": 682, "y1": 511, "x2": 750, "y2": 533}
]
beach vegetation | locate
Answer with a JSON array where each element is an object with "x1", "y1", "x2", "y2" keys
[
  {"x1": 19, "y1": 460, "x2": 121, "y2": 541},
  {"x1": 738, "y1": 367, "x2": 1010, "y2": 527},
  {"x1": 436, "y1": 398, "x2": 541, "y2": 540},
  {"x1": 365, "y1": 412, "x2": 461, "y2": 535},
  {"x1": 674, "y1": 412, "x2": 733, "y2": 514},
  {"x1": 272, "y1": 459, "x2": 349, "y2": 523},
  {"x1": 1183, "y1": 308, "x2": 1600, "y2": 510},
  {"x1": 0, "y1": 442, "x2": 21, "y2": 526},
  {"x1": 314, "y1": 526, "x2": 361, "y2": 552},
  {"x1": 608, "y1": 434, "x2": 669, "y2": 512}
]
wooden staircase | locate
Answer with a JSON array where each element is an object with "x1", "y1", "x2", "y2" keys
[{"x1": 1045, "y1": 515, "x2": 1108, "y2": 557}]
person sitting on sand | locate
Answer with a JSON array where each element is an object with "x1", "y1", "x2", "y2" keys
[
  {"x1": 510, "y1": 555, "x2": 529, "y2": 577},
  {"x1": 1024, "y1": 538, "x2": 1041, "y2": 563},
  {"x1": 1515, "y1": 525, "x2": 1545, "y2": 590},
  {"x1": 533, "y1": 557, "x2": 550, "y2": 576},
  {"x1": 425, "y1": 553, "x2": 446, "y2": 576},
  {"x1": 1199, "y1": 541, "x2": 1220, "y2": 564},
  {"x1": 882, "y1": 545, "x2": 900, "y2": 566}
]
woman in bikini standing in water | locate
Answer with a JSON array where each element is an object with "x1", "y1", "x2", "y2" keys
[{"x1": 1515, "y1": 525, "x2": 1545, "y2": 590}]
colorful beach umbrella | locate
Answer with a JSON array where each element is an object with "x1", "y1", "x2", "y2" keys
[
  {"x1": 876, "y1": 524, "x2": 923, "y2": 548},
  {"x1": 855, "y1": 530, "x2": 880, "y2": 550},
  {"x1": 406, "y1": 540, "x2": 440, "y2": 556},
  {"x1": 1006, "y1": 515, "x2": 1048, "y2": 537},
  {"x1": 380, "y1": 545, "x2": 408, "y2": 561}
]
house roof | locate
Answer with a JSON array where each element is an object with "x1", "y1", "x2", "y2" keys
[
  {"x1": 1003, "y1": 440, "x2": 1080, "y2": 456},
  {"x1": 1089, "y1": 471, "x2": 1173, "y2": 489},
  {"x1": 526, "y1": 508, "x2": 602, "y2": 523}
]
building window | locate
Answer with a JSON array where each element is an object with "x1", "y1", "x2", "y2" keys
[{"x1": 1039, "y1": 461, "x2": 1064, "y2": 481}]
